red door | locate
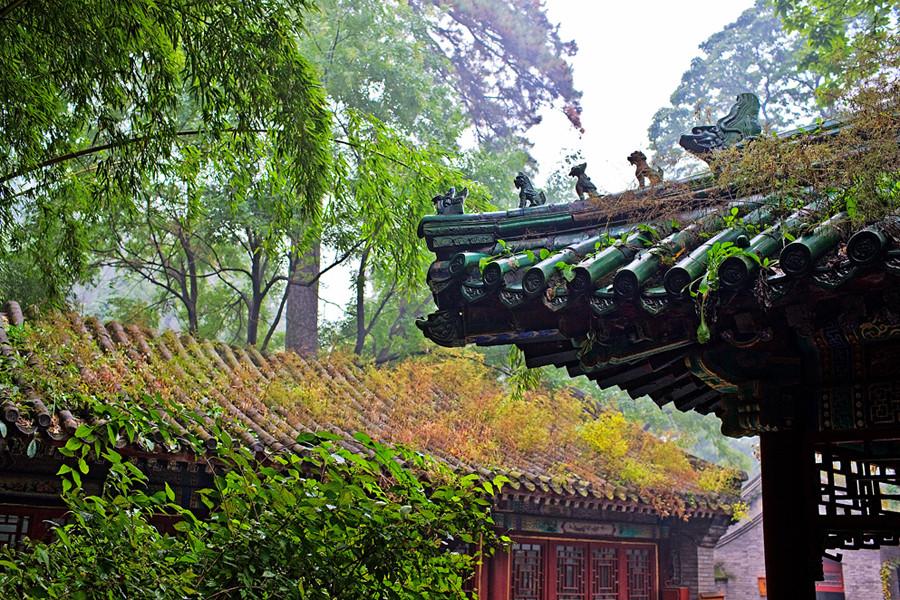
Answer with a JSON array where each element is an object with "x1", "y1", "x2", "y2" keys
[{"x1": 509, "y1": 538, "x2": 657, "y2": 600}]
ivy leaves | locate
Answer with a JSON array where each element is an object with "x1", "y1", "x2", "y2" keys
[
  {"x1": 555, "y1": 261, "x2": 576, "y2": 282},
  {"x1": 26, "y1": 437, "x2": 37, "y2": 459},
  {"x1": 3, "y1": 425, "x2": 500, "y2": 599}
]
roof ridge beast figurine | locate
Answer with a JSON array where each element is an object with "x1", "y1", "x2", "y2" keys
[
  {"x1": 568, "y1": 162, "x2": 600, "y2": 200},
  {"x1": 432, "y1": 187, "x2": 467, "y2": 215},
  {"x1": 627, "y1": 151, "x2": 663, "y2": 189},
  {"x1": 514, "y1": 172, "x2": 547, "y2": 208},
  {"x1": 679, "y1": 92, "x2": 762, "y2": 160}
]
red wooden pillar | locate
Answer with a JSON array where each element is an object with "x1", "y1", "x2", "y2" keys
[
  {"x1": 760, "y1": 431, "x2": 819, "y2": 600},
  {"x1": 488, "y1": 546, "x2": 510, "y2": 600},
  {"x1": 617, "y1": 547, "x2": 628, "y2": 600}
]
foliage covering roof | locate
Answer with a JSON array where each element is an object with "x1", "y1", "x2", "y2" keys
[{"x1": 0, "y1": 302, "x2": 734, "y2": 519}]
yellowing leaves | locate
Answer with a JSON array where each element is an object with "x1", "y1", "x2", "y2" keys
[
  {"x1": 8, "y1": 312, "x2": 727, "y2": 520},
  {"x1": 579, "y1": 413, "x2": 630, "y2": 461},
  {"x1": 580, "y1": 410, "x2": 697, "y2": 492},
  {"x1": 698, "y1": 465, "x2": 743, "y2": 495}
]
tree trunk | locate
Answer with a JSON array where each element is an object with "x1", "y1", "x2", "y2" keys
[
  {"x1": 247, "y1": 300, "x2": 260, "y2": 346},
  {"x1": 354, "y1": 246, "x2": 371, "y2": 355},
  {"x1": 375, "y1": 296, "x2": 408, "y2": 364},
  {"x1": 246, "y1": 234, "x2": 263, "y2": 346},
  {"x1": 184, "y1": 292, "x2": 199, "y2": 335},
  {"x1": 177, "y1": 226, "x2": 200, "y2": 335},
  {"x1": 285, "y1": 239, "x2": 320, "y2": 355}
]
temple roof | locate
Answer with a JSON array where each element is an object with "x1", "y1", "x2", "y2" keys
[
  {"x1": 0, "y1": 302, "x2": 733, "y2": 518},
  {"x1": 417, "y1": 175, "x2": 899, "y2": 432}
]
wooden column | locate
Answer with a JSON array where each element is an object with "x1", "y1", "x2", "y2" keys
[
  {"x1": 487, "y1": 547, "x2": 509, "y2": 600},
  {"x1": 759, "y1": 431, "x2": 819, "y2": 600}
]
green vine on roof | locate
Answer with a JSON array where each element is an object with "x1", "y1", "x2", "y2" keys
[
  {"x1": 691, "y1": 241, "x2": 769, "y2": 344},
  {"x1": 637, "y1": 224, "x2": 661, "y2": 247},
  {"x1": 554, "y1": 261, "x2": 576, "y2": 282}
]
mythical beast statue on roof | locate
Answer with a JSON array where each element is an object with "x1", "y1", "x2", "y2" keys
[{"x1": 679, "y1": 92, "x2": 762, "y2": 159}]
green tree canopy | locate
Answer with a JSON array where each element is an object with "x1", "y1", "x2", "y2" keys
[
  {"x1": 0, "y1": 0, "x2": 332, "y2": 300},
  {"x1": 408, "y1": 0, "x2": 583, "y2": 139},
  {"x1": 282, "y1": 0, "x2": 581, "y2": 353},
  {"x1": 37, "y1": 0, "x2": 581, "y2": 352},
  {"x1": 647, "y1": 0, "x2": 823, "y2": 178},
  {"x1": 773, "y1": 0, "x2": 899, "y2": 99}
]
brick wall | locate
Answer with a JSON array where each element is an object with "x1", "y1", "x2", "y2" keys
[
  {"x1": 666, "y1": 533, "x2": 700, "y2": 599},
  {"x1": 713, "y1": 509, "x2": 896, "y2": 600},
  {"x1": 713, "y1": 514, "x2": 766, "y2": 600},
  {"x1": 664, "y1": 519, "x2": 730, "y2": 600},
  {"x1": 697, "y1": 546, "x2": 717, "y2": 596},
  {"x1": 842, "y1": 549, "x2": 885, "y2": 600}
]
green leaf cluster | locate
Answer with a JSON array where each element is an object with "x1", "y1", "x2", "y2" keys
[
  {"x1": 0, "y1": 0, "x2": 332, "y2": 303},
  {"x1": 691, "y1": 241, "x2": 765, "y2": 344},
  {"x1": 1, "y1": 429, "x2": 498, "y2": 599},
  {"x1": 773, "y1": 0, "x2": 899, "y2": 100}
]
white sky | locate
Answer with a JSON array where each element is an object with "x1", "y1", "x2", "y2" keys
[
  {"x1": 319, "y1": 0, "x2": 756, "y2": 321},
  {"x1": 528, "y1": 0, "x2": 755, "y2": 191}
]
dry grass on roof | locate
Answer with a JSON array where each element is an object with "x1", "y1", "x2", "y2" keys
[{"x1": 0, "y1": 307, "x2": 739, "y2": 516}]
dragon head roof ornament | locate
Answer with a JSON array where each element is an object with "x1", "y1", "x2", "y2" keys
[{"x1": 679, "y1": 93, "x2": 762, "y2": 160}]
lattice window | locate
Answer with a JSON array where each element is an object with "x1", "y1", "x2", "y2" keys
[
  {"x1": 817, "y1": 442, "x2": 900, "y2": 549},
  {"x1": 513, "y1": 543, "x2": 544, "y2": 600},
  {"x1": 591, "y1": 547, "x2": 618, "y2": 600},
  {"x1": 556, "y1": 545, "x2": 586, "y2": 600},
  {"x1": 626, "y1": 548, "x2": 652, "y2": 600},
  {"x1": 509, "y1": 538, "x2": 656, "y2": 600},
  {"x1": 0, "y1": 514, "x2": 30, "y2": 547}
]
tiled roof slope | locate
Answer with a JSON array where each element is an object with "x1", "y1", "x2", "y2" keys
[
  {"x1": 0, "y1": 302, "x2": 730, "y2": 518},
  {"x1": 417, "y1": 187, "x2": 899, "y2": 421}
]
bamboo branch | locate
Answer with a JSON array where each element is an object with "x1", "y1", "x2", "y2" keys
[{"x1": 0, "y1": 0, "x2": 27, "y2": 20}]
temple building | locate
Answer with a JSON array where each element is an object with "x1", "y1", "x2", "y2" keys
[
  {"x1": 415, "y1": 108, "x2": 900, "y2": 598},
  {"x1": 0, "y1": 302, "x2": 736, "y2": 599}
]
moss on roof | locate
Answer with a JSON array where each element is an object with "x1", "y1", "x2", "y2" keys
[{"x1": 0, "y1": 302, "x2": 737, "y2": 518}]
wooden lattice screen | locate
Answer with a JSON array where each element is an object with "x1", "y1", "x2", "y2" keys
[
  {"x1": 590, "y1": 547, "x2": 618, "y2": 600},
  {"x1": 511, "y1": 539, "x2": 656, "y2": 600},
  {"x1": 513, "y1": 543, "x2": 544, "y2": 600},
  {"x1": 817, "y1": 440, "x2": 900, "y2": 549}
]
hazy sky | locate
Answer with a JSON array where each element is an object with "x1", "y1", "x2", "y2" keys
[
  {"x1": 529, "y1": 0, "x2": 755, "y2": 192},
  {"x1": 319, "y1": 0, "x2": 756, "y2": 321}
]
